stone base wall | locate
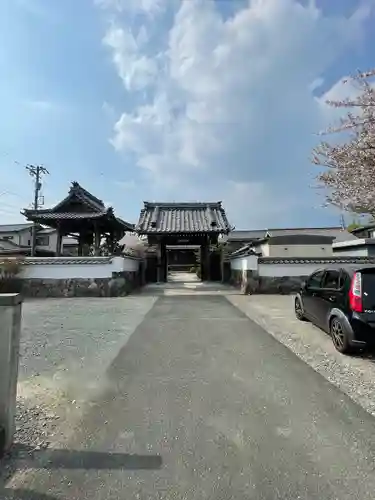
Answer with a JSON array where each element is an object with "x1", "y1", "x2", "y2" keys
[
  {"x1": 230, "y1": 269, "x2": 259, "y2": 294},
  {"x1": 21, "y1": 271, "x2": 141, "y2": 298},
  {"x1": 256, "y1": 275, "x2": 308, "y2": 294},
  {"x1": 230, "y1": 269, "x2": 307, "y2": 295},
  {"x1": 229, "y1": 269, "x2": 243, "y2": 288}
]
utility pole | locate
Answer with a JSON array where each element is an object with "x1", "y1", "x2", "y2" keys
[{"x1": 26, "y1": 165, "x2": 49, "y2": 256}]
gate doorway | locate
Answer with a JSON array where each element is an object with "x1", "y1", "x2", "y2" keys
[
  {"x1": 209, "y1": 250, "x2": 222, "y2": 282},
  {"x1": 166, "y1": 245, "x2": 200, "y2": 282}
]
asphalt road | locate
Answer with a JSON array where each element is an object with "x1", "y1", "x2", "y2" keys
[{"x1": 6, "y1": 295, "x2": 375, "y2": 499}]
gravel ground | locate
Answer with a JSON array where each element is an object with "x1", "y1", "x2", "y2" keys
[
  {"x1": 18, "y1": 296, "x2": 157, "y2": 402},
  {"x1": 0, "y1": 398, "x2": 60, "y2": 485},
  {"x1": 228, "y1": 294, "x2": 375, "y2": 417},
  {"x1": 1, "y1": 296, "x2": 156, "y2": 485}
]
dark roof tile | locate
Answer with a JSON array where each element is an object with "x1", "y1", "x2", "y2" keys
[
  {"x1": 136, "y1": 202, "x2": 231, "y2": 234},
  {"x1": 23, "y1": 211, "x2": 107, "y2": 220}
]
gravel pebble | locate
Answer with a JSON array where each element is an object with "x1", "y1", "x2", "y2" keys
[
  {"x1": 1, "y1": 296, "x2": 156, "y2": 485},
  {"x1": 0, "y1": 398, "x2": 58, "y2": 485}
]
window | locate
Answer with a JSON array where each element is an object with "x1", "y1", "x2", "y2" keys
[
  {"x1": 322, "y1": 270, "x2": 341, "y2": 289},
  {"x1": 2, "y1": 235, "x2": 13, "y2": 240},
  {"x1": 36, "y1": 235, "x2": 50, "y2": 246},
  {"x1": 307, "y1": 270, "x2": 324, "y2": 288}
]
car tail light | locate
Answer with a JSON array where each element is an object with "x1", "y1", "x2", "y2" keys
[{"x1": 349, "y1": 272, "x2": 362, "y2": 313}]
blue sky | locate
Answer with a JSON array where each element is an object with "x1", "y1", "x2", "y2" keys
[{"x1": 0, "y1": 0, "x2": 374, "y2": 229}]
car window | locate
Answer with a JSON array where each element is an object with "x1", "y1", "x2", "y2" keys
[
  {"x1": 307, "y1": 270, "x2": 324, "y2": 288},
  {"x1": 322, "y1": 270, "x2": 341, "y2": 289}
]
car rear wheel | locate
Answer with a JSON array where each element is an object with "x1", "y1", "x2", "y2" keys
[
  {"x1": 295, "y1": 297, "x2": 306, "y2": 321},
  {"x1": 330, "y1": 317, "x2": 351, "y2": 354}
]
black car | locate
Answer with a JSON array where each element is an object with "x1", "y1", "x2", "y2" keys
[{"x1": 294, "y1": 265, "x2": 375, "y2": 354}]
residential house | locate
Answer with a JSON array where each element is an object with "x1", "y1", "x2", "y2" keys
[
  {"x1": 227, "y1": 226, "x2": 357, "y2": 259},
  {"x1": 0, "y1": 223, "x2": 77, "y2": 256},
  {"x1": 34, "y1": 228, "x2": 78, "y2": 256},
  {"x1": 350, "y1": 224, "x2": 375, "y2": 239},
  {"x1": 332, "y1": 238, "x2": 375, "y2": 257},
  {"x1": 252, "y1": 234, "x2": 336, "y2": 258}
]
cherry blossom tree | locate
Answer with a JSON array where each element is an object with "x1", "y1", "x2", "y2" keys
[{"x1": 312, "y1": 69, "x2": 375, "y2": 217}]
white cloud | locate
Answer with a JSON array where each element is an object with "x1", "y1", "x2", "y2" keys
[
  {"x1": 103, "y1": 25, "x2": 159, "y2": 91},
  {"x1": 100, "y1": 0, "x2": 371, "y2": 227}
]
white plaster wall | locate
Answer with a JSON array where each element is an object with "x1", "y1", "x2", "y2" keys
[
  {"x1": 267, "y1": 244, "x2": 332, "y2": 257},
  {"x1": 230, "y1": 255, "x2": 258, "y2": 271},
  {"x1": 18, "y1": 229, "x2": 33, "y2": 247},
  {"x1": 260, "y1": 244, "x2": 270, "y2": 256},
  {"x1": 333, "y1": 247, "x2": 370, "y2": 257},
  {"x1": 0, "y1": 230, "x2": 29, "y2": 246},
  {"x1": 116, "y1": 256, "x2": 139, "y2": 272},
  {"x1": 21, "y1": 256, "x2": 139, "y2": 279}
]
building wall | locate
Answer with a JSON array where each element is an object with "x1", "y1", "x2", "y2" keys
[
  {"x1": 21, "y1": 256, "x2": 138, "y2": 279},
  {"x1": 229, "y1": 255, "x2": 375, "y2": 294},
  {"x1": 1, "y1": 228, "x2": 60, "y2": 253},
  {"x1": 12, "y1": 256, "x2": 141, "y2": 298},
  {"x1": 230, "y1": 254, "x2": 258, "y2": 271},
  {"x1": 333, "y1": 246, "x2": 375, "y2": 257},
  {"x1": 1, "y1": 230, "x2": 30, "y2": 246},
  {"x1": 35, "y1": 231, "x2": 59, "y2": 253},
  {"x1": 255, "y1": 243, "x2": 332, "y2": 258}
]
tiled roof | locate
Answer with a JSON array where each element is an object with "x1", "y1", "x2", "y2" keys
[
  {"x1": 136, "y1": 202, "x2": 231, "y2": 234},
  {"x1": 23, "y1": 257, "x2": 112, "y2": 265},
  {"x1": 266, "y1": 227, "x2": 357, "y2": 242},
  {"x1": 52, "y1": 181, "x2": 105, "y2": 213},
  {"x1": 224, "y1": 227, "x2": 357, "y2": 243},
  {"x1": 225, "y1": 230, "x2": 266, "y2": 241},
  {"x1": 259, "y1": 256, "x2": 375, "y2": 265},
  {"x1": 24, "y1": 211, "x2": 107, "y2": 220},
  {"x1": 22, "y1": 181, "x2": 134, "y2": 231}
]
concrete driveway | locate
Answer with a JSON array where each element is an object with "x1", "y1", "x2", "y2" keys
[
  {"x1": 5, "y1": 294, "x2": 375, "y2": 499},
  {"x1": 229, "y1": 294, "x2": 375, "y2": 417}
]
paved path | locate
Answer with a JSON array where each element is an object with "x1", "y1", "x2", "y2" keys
[
  {"x1": 6, "y1": 295, "x2": 375, "y2": 499},
  {"x1": 167, "y1": 271, "x2": 200, "y2": 283}
]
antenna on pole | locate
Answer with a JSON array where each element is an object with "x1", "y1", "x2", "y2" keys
[{"x1": 26, "y1": 164, "x2": 49, "y2": 256}]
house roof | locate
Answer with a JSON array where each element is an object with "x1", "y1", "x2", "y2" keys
[
  {"x1": 229, "y1": 244, "x2": 261, "y2": 259},
  {"x1": 225, "y1": 227, "x2": 357, "y2": 243},
  {"x1": 255, "y1": 234, "x2": 336, "y2": 245},
  {"x1": 0, "y1": 237, "x2": 32, "y2": 255},
  {"x1": 52, "y1": 181, "x2": 105, "y2": 213},
  {"x1": 265, "y1": 227, "x2": 357, "y2": 242},
  {"x1": 0, "y1": 223, "x2": 34, "y2": 233},
  {"x1": 135, "y1": 202, "x2": 231, "y2": 234},
  {"x1": 225, "y1": 230, "x2": 267, "y2": 241},
  {"x1": 351, "y1": 224, "x2": 375, "y2": 235}
]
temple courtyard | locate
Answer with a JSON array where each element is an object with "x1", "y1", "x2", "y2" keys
[{"x1": 2, "y1": 290, "x2": 375, "y2": 499}]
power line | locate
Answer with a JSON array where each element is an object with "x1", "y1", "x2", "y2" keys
[{"x1": 26, "y1": 164, "x2": 49, "y2": 256}]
